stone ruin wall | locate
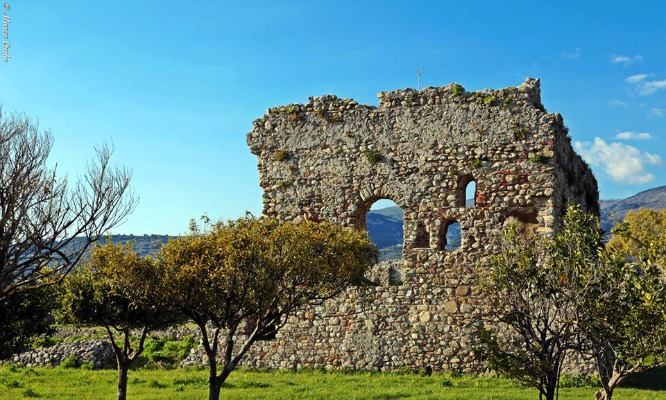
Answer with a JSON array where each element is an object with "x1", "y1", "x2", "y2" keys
[{"x1": 243, "y1": 78, "x2": 598, "y2": 372}]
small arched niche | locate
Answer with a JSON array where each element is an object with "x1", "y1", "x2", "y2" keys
[
  {"x1": 412, "y1": 220, "x2": 430, "y2": 249},
  {"x1": 456, "y1": 174, "x2": 477, "y2": 208},
  {"x1": 503, "y1": 208, "x2": 539, "y2": 241},
  {"x1": 438, "y1": 220, "x2": 462, "y2": 251}
]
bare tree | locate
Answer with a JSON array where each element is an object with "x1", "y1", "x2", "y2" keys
[{"x1": 0, "y1": 108, "x2": 137, "y2": 301}]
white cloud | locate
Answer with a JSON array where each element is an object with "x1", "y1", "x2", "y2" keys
[
  {"x1": 625, "y1": 74, "x2": 666, "y2": 96},
  {"x1": 649, "y1": 108, "x2": 664, "y2": 118},
  {"x1": 574, "y1": 137, "x2": 662, "y2": 184},
  {"x1": 625, "y1": 74, "x2": 648, "y2": 84},
  {"x1": 645, "y1": 153, "x2": 662, "y2": 165},
  {"x1": 609, "y1": 100, "x2": 628, "y2": 107},
  {"x1": 615, "y1": 131, "x2": 652, "y2": 140},
  {"x1": 548, "y1": 48, "x2": 582, "y2": 60},
  {"x1": 611, "y1": 54, "x2": 643, "y2": 66},
  {"x1": 560, "y1": 48, "x2": 582, "y2": 59},
  {"x1": 637, "y1": 80, "x2": 666, "y2": 95}
]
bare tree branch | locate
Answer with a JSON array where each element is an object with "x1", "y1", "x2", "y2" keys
[{"x1": 0, "y1": 108, "x2": 138, "y2": 301}]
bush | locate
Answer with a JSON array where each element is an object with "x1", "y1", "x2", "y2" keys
[
  {"x1": 483, "y1": 95, "x2": 496, "y2": 105},
  {"x1": 0, "y1": 285, "x2": 57, "y2": 359},
  {"x1": 530, "y1": 154, "x2": 551, "y2": 165},
  {"x1": 59, "y1": 355, "x2": 79, "y2": 369},
  {"x1": 273, "y1": 149, "x2": 289, "y2": 161},
  {"x1": 364, "y1": 151, "x2": 384, "y2": 164},
  {"x1": 560, "y1": 373, "x2": 597, "y2": 388},
  {"x1": 31, "y1": 336, "x2": 62, "y2": 349},
  {"x1": 135, "y1": 336, "x2": 197, "y2": 369},
  {"x1": 451, "y1": 83, "x2": 464, "y2": 96}
]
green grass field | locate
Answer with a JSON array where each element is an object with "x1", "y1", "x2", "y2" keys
[{"x1": 1, "y1": 365, "x2": 666, "y2": 399}]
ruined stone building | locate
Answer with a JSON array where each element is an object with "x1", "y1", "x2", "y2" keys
[{"x1": 244, "y1": 79, "x2": 598, "y2": 372}]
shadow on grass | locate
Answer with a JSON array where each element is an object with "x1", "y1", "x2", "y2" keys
[
  {"x1": 622, "y1": 366, "x2": 666, "y2": 390},
  {"x1": 370, "y1": 393, "x2": 411, "y2": 400},
  {"x1": 236, "y1": 381, "x2": 271, "y2": 389}
]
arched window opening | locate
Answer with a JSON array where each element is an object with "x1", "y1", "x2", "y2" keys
[
  {"x1": 412, "y1": 221, "x2": 430, "y2": 249},
  {"x1": 438, "y1": 220, "x2": 462, "y2": 251},
  {"x1": 456, "y1": 175, "x2": 476, "y2": 208},
  {"x1": 364, "y1": 199, "x2": 404, "y2": 261},
  {"x1": 465, "y1": 181, "x2": 477, "y2": 208}
]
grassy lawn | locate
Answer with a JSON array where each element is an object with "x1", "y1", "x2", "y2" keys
[{"x1": 1, "y1": 365, "x2": 666, "y2": 399}]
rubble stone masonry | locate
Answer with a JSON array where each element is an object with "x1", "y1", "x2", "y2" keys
[{"x1": 242, "y1": 78, "x2": 598, "y2": 372}]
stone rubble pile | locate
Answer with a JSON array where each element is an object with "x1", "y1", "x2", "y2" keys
[{"x1": 8, "y1": 340, "x2": 114, "y2": 369}]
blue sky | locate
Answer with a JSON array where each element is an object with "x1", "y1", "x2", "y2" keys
[{"x1": 1, "y1": 1, "x2": 664, "y2": 235}]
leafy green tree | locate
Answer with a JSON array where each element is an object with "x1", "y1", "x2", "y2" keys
[
  {"x1": 477, "y1": 205, "x2": 666, "y2": 400},
  {"x1": 0, "y1": 283, "x2": 57, "y2": 359},
  {"x1": 582, "y1": 210, "x2": 666, "y2": 400},
  {"x1": 157, "y1": 217, "x2": 378, "y2": 400},
  {"x1": 580, "y1": 255, "x2": 666, "y2": 400},
  {"x1": 607, "y1": 208, "x2": 666, "y2": 268},
  {"x1": 476, "y1": 205, "x2": 605, "y2": 400},
  {"x1": 59, "y1": 242, "x2": 177, "y2": 400}
]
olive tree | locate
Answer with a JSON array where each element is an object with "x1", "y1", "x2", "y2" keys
[
  {"x1": 0, "y1": 108, "x2": 137, "y2": 302},
  {"x1": 607, "y1": 208, "x2": 666, "y2": 268},
  {"x1": 581, "y1": 209, "x2": 666, "y2": 400},
  {"x1": 476, "y1": 205, "x2": 666, "y2": 400},
  {"x1": 59, "y1": 242, "x2": 176, "y2": 400},
  {"x1": 476, "y1": 205, "x2": 605, "y2": 400},
  {"x1": 157, "y1": 216, "x2": 378, "y2": 400}
]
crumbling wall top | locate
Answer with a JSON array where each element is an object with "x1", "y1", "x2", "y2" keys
[{"x1": 376, "y1": 78, "x2": 543, "y2": 110}]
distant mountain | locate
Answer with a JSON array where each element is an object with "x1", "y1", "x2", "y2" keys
[
  {"x1": 600, "y1": 185, "x2": 666, "y2": 232},
  {"x1": 370, "y1": 206, "x2": 404, "y2": 221},
  {"x1": 366, "y1": 207, "x2": 403, "y2": 260},
  {"x1": 366, "y1": 186, "x2": 666, "y2": 260},
  {"x1": 366, "y1": 210, "x2": 403, "y2": 249},
  {"x1": 67, "y1": 234, "x2": 176, "y2": 259}
]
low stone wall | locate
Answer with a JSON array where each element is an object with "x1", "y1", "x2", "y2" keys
[
  {"x1": 3, "y1": 326, "x2": 199, "y2": 369},
  {"x1": 3, "y1": 324, "x2": 594, "y2": 375},
  {"x1": 53, "y1": 326, "x2": 196, "y2": 342},
  {"x1": 8, "y1": 340, "x2": 115, "y2": 369}
]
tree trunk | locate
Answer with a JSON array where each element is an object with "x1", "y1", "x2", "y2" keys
[
  {"x1": 207, "y1": 365, "x2": 235, "y2": 400},
  {"x1": 208, "y1": 380, "x2": 222, "y2": 400},
  {"x1": 205, "y1": 334, "x2": 220, "y2": 400},
  {"x1": 545, "y1": 386, "x2": 556, "y2": 400},
  {"x1": 207, "y1": 351, "x2": 220, "y2": 400},
  {"x1": 544, "y1": 377, "x2": 557, "y2": 400},
  {"x1": 117, "y1": 362, "x2": 129, "y2": 400},
  {"x1": 595, "y1": 388, "x2": 612, "y2": 400}
]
